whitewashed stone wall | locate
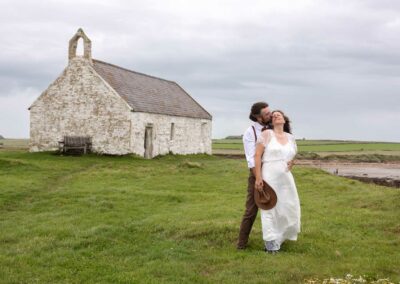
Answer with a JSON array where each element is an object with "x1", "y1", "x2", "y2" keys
[
  {"x1": 30, "y1": 57, "x2": 212, "y2": 157},
  {"x1": 29, "y1": 57, "x2": 133, "y2": 154},
  {"x1": 130, "y1": 112, "x2": 212, "y2": 157}
]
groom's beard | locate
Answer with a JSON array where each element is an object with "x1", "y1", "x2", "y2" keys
[{"x1": 262, "y1": 119, "x2": 272, "y2": 126}]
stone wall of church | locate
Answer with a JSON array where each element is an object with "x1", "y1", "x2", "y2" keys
[
  {"x1": 30, "y1": 57, "x2": 212, "y2": 157},
  {"x1": 130, "y1": 112, "x2": 212, "y2": 157},
  {"x1": 29, "y1": 57, "x2": 133, "y2": 154}
]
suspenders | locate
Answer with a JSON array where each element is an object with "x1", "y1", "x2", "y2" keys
[
  {"x1": 252, "y1": 125, "x2": 270, "y2": 144},
  {"x1": 251, "y1": 126, "x2": 262, "y2": 168},
  {"x1": 251, "y1": 126, "x2": 257, "y2": 141}
]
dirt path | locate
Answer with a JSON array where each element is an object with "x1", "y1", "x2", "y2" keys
[
  {"x1": 296, "y1": 160, "x2": 400, "y2": 188},
  {"x1": 296, "y1": 160, "x2": 400, "y2": 179},
  {"x1": 214, "y1": 153, "x2": 400, "y2": 188}
]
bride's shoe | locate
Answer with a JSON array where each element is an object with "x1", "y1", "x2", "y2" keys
[
  {"x1": 264, "y1": 247, "x2": 279, "y2": 254},
  {"x1": 264, "y1": 240, "x2": 280, "y2": 254}
]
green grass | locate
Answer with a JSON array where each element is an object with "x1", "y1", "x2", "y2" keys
[
  {"x1": 1, "y1": 151, "x2": 399, "y2": 283},
  {"x1": 3, "y1": 138, "x2": 400, "y2": 155},
  {"x1": 299, "y1": 143, "x2": 400, "y2": 152},
  {"x1": 213, "y1": 139, "x2": 400, "y2": 152},
  {"x1": 0, "y1": 139, "x2": 29, "y2": 150},
  {"x1": 212, "y1": 139, "x2": 400, "y2": 162}
]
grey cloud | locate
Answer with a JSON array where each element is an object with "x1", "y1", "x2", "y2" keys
[{"x1": 0, "y1": 0, "x2": 399, "y2": 140}]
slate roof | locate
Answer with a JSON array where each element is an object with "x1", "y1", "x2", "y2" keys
[{"x1": 92, "y1": 59, "x2": 212, "y2": 120}]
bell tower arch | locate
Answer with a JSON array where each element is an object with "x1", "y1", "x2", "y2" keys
[{"x1": 68, "y1": 28, "x2": 92, "y2": 64}]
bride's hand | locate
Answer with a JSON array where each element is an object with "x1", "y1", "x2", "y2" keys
[
  {"x1": 255, "y1": 178, "x2": 263, "y2": 191},
  {"x1": 287, "y1": 160, "x2": 295, "y2": 171}
]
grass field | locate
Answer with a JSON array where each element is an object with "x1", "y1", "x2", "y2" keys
[
  {"x1": 212, "y1": 139, "x2": 400, "y2": 163},
  {"x1": 3, "y1": 138, "x2": 400, "y2": 156},
  {"x1": 1, "y1": 151, "x2": 399, "y2": 283},
  {"x1": 213, "y1": 139, "x2": 400, "y2": 152},
  {"x1": 0, "y1": 139, "x2": 30, "y2": 150}
]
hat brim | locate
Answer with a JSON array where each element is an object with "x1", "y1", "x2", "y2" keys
[{"x1": 254, "y1": 180, "x2": 277, "y2": 210}]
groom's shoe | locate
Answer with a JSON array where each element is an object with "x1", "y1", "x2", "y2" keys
[
  {"x1": 236, "y1": 239, "x2": 248, "y2": 250},
  {"x1": 236, "y1": 244, "x2": 246, "y2": 250}
]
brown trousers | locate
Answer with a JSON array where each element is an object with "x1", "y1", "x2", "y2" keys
[{"x1": 237, "y1": 169, "x2": 258, "y2": 248}]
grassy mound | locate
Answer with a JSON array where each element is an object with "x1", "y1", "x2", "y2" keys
[{"x1": 0, "y1": 152, "x2": 399, "y2": 283}]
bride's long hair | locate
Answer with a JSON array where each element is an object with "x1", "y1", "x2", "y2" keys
[{"x1": 271, "y1": 110, "x2": 292, "y2": 134}]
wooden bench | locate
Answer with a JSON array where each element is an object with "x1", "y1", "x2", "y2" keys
[{"x1": 58, "y1": 136, "x2": 92, "y2": 154}]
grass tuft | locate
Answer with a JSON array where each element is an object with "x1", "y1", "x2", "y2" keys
[{"x1": 178, "y1": 161, "x2": 204, "y2": 169}]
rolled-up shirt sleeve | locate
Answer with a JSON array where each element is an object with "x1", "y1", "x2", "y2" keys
[{"x1": 243, "y1": 128, "x2": 256, "y2": 168}]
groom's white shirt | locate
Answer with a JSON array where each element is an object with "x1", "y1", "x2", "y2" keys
[{"x1": 243, "y1": 121, "x2": 264, "y2": 169}]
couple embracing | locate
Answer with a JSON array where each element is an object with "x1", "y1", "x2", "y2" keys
[{"x1": 237, "y1": 102, "x2": 301, "y2": 253}]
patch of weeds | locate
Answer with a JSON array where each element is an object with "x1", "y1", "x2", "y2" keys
[
  {"x1": 178, "y1": 161, "x2": 203, "y2": 169},
  {"x1": 0, "y1": 158, "x2": 39, "y2": 171},
  {"x1": 304, "y1": 273, "x2": 396, "y2": 283}
]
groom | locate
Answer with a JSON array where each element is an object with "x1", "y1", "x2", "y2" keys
[{"x1": 237, "y1": 102, "x2": 272, "y2": 249}]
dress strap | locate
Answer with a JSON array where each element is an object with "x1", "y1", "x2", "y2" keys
[{"x1": 267, "y1": 129, "x2": 275, "y2": 142}]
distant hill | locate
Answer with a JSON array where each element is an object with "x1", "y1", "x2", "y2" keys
[
  {"x1": 225, "y1": 135, "x2": 243, "y2": 139},
  {"x1": 0, "y1": 135, "x2": 4, "y2": 139}
]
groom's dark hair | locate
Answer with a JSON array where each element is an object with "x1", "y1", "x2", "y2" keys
[{"x1": 249, "y1": 102, "x2": 269, "y2": 122}]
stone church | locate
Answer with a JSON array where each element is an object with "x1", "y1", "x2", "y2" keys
[{"x1": 29, "y1": 29, "x2": 212, "y2": 158}]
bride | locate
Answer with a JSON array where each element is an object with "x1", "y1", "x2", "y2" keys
[{"x1": 254, "y1": 110, "x2": 301, "y2": 253}]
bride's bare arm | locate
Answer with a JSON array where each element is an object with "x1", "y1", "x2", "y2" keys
[
  {"x1": 287, "y1": 133, "x2": 297, "y2": 171},
  {"x1": 254, "y1": 143, "x2": 264, "y2": 190}
]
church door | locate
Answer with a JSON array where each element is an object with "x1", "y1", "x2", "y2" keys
[{"x1": 144, "y1": 126, "x2": 153, "y2": 159}]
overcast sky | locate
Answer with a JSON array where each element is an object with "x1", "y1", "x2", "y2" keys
[{"x1": 0, "y1": 0, "x2": 399, "y2": 141}]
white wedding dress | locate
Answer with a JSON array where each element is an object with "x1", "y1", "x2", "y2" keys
[{"x1": 256, "y1": 129, "x2": 301, "y2": 251}]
